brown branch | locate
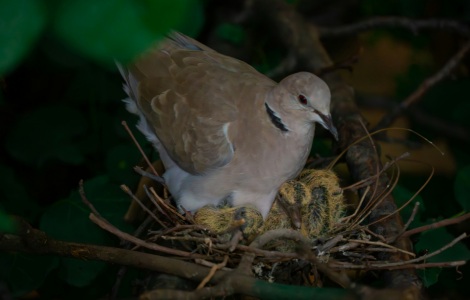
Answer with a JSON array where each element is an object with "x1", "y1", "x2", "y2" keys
[
  {"x1": 250, "y1": 0, "x2": 422, "y2": 289},
  {"x1": 332, "y1": 233, "x2": 467, "y2": 269},
  {"x1": 297, "y1": 246, "x2": 352, "y2": 288},
  {"x1": 121, "y1": 185, "x2": 168, "y2": 229},
  {"x1": 388, "y1": 202, "x2": 420, "y2": 244},
  {"x1": 341, "y1": 153, "x2": 409, "y2": 191},
  {"x1": 341, "y1": 238, "x2": 415, "y2": 257},
  {"x1": 395, "y1": 212, "x2": 470, "y2": 240},
  {"x1": 228, "y1": 230, "x2": 243, "y2": 252},
  {"x1": 314, "y1": 48, "x2": 363, "y2": 77},
  {"x1": 373, "y1": 40, "x2": 470, "y2": 132},
  {"x1": 89, "y1": 213, "x2": 198, "y2": 257},
  {"x1": 316, "y1": 235, "x2": 343, "y2": 253},
  {"x1": 317, "y1": 17, "x2": 470, "y2": 38},
  {"x1": 122, "y1": 121, "x2": 161, "y2": 179},
  {"x1": 110, "y1": 211, "x2": 157, "y2": 299},
  {"x1": 331, "y1": 261, "x2": 465, "y2": 271},
  {"x1": 134, "y1": 166, "x2": 165, "y2": 185},
  {"x1": 356, "y1": 95, "x2": 470, "y2": 143},
  {"x1": 196, "y1": 255, "x2": 229, "y2": 290},
  {"x1": 78, "y1": 180, "x2": 106, "y2": 221}
]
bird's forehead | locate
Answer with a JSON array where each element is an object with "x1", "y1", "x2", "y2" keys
[{"x1": 283, "y1": 72, "x2": 330, "y2": 95}]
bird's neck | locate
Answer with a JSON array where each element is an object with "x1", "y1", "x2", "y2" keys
[{"x1": 264, "y1": 98, "x2": 314, "y2": 139}]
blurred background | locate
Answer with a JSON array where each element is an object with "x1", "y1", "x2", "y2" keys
[{"x1": 1, "y1": 0, "x2": 470, "y2": 299}]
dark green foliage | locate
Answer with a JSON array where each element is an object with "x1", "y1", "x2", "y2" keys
[
  {"x1": 454, "y1": 164, "x2": 470, "y2": 212},
  {"x1": 392, "y1": 185, "x2": 425, "y2": 229},
  {"x1": 418, "y1": 267, "x2": 442, "y2": 288},
  {"x1": 0, "y1": 252, "x2": 59, "y2": 297},
  {"x1": 0, "y1": 0, "x2": 203, "y2": 75},
  {"x1": 0, "y1": 0, "x2": 47, "y2": 75},
  {"x1": 39, "y1": 176, "x2": 135, "y2": 287},
  {"x1": 6, "y1": 106, "x2": 88, "y2": 166},
  {"x1": 216, "y1": 23, "x2": 246, "y2": 45}
]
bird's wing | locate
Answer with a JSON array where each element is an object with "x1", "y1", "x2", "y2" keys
[{"x1": 124, "y1": 32, "x2": 275, "y2": 175}]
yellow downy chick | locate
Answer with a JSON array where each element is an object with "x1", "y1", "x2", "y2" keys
[{"x1": 194, "y1": 169, "x2": 345, "y2": 252}]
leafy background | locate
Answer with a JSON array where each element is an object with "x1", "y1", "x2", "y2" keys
[{"x1": 0, "y1": 0, "x2": 470, "y2": 299}]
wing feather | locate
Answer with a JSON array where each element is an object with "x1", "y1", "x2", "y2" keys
[{"x1": 121, "y1": 31, "x2": 275, "y2": 175}]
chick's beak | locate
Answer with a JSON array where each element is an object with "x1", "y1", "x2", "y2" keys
[{"x1": 317, "y1": 112, "x2": 338, "y2": 141}]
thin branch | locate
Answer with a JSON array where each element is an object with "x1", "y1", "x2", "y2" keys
[
  {"x1": 196, "y1": 255, "x2": 229, "y2": 290},
  {"x1": 341, "y1": 153, "x2": 409, "y2": 191},
  {"x1": 332, "y1": 233, "x2": 467, "y2": 269},
  {"x1": 121, "y1": 185, "x2": 168, "y2": 229},
  {"x1": 195, "y1": 258, "x2": 233, "y2": 272},
  {"x1": 122, "y1": 121, "x2": 161, "y2": 179},
  {"x1": 388, "y1": 202, "x2": 420, "y2": 244},
  {"x1": 143, "y1": 185, "x2": 170, "y2": 220},
  {"x1": 149, "y1": 187, "x2": 186, "y2": 220},
  {"x1": 314, "y1": 47, "x2": 363, "y2": 77},
  {"x1": 331, "y1": 261, "x2": 465, "y2": 271},
  {"x1": 373, "y1": 39, "x2": 470, "y2": 131},
  {"x1": 110, "y1": 211, "x2": 157, "y2": 299},
  {"x1": 89, "y1": 213, "x2": 198, "y2": 257},
  {"x1": 395, "y1": 212, "x2": 470, "y2": 240},
  {"x1": 79, "y1": 180, "x2": 106, "y2": 221},
  {"x1": 341, "y1": 238, "x2": 415, "y2": 257},
  {"x1": 317, "y1": 17, "x2": 470, "y2": 38},
  {"x1": 297, "y1": 246, "x2": 352, "y2": 288},
  {"x1": 134, "y1": 166, "x2": 165, "y2": 184},
  {"x1": 229, "y1": 230, "x2": 243, "y2": 252}
]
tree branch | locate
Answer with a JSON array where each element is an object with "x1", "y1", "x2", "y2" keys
[
  {"x1": 250, "y1": 0, "x2": 422, "y2": 291},
  {"x1": 373, "y1": 40, "x2": 470, "y2": 132},
  {"x1": 317, "y1": 17, "x2": 470, "y2": 38},
  {"x1": 0, "y1": 224, "x2": 355, "y2": 300}
]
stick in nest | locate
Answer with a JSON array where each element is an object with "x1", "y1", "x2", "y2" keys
[{"x1": 196, "y1": 255, "x2": 229, "y2": 290}]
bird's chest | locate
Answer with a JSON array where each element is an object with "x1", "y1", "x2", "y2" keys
[{"x1": 235, "y1": 124, "x2": 315, "y2": 187}]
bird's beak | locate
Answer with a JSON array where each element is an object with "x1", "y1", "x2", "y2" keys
[
  {"x1": 287, "y1": 205, "x2": 302, "y2": 230},
  {"x1": 317, "y1": 112, "x2": 338, "y2": 141},
  {"x1": 276, "y1": 196, "x2": 302, "y2": 230}
]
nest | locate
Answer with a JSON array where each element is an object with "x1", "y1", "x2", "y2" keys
[{"x1": 193, "y1": 169, "x2": 346, "y2": 252}]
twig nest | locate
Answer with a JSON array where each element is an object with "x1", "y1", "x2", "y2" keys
[{"x1": 195, "y1": 169, "x2": 345, "y2": 252}]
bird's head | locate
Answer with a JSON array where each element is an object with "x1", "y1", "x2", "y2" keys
[{"x1": 271, "y1": 72, "x2": 338, "y2": 140}]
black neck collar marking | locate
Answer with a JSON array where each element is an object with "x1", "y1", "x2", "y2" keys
[{"x1": 265, "y1": 103, "x2": 289, "y2": 132}]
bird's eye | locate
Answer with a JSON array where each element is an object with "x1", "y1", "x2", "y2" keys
[{"x1": 298, "y1": 94, "x2": 308, "y2": 105}]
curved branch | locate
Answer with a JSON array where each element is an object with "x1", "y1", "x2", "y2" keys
[{"x1": 317, "y1": 17, "x2": 470, "y2": 38}]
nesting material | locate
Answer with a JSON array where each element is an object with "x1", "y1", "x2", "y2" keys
[{"x1": 194, "y1": 169, "x2": 345, "y2": 252}]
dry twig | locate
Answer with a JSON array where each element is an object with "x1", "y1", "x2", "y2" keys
[
  {"x1": 318, "y1": 17, "x2": 470, "y2": 38},
  {"x1": 196, "y1": 255, "x2": 229, "y2": 290}
]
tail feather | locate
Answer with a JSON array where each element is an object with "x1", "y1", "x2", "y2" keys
[
  {"x1": 115, "y1": 61, "x2": 140, "y2": 102},
  {"x1": 166, "y1": 30, "x2": 203, "y2": 51}
]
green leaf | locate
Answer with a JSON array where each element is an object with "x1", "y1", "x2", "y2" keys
[
  {"x1": 215, "y1": 23, "x2": 246, "y2": 45},
  {"x1": 173, "y1": 0, "x2": 205, "y2": 38},
  {"x1": 39, "y1": 176, "x2": 135, "y2": 287},
  {"x1": 0, "y1": 0, "x2": 47, "y2": 75},
  {"x1": 6, "y1": 106, "x2": 88, "y2": 166},
  {"x1": 0, "y1": 210, "x2": 17, "y2": 234},
  {"x1": 0, "y1": 165, "x2": 40, "y2": 221},
  {"x1": 455, "y1": 164, "x2": 470, "y2": 212},
  {"x1": 53, "y1": 0, "x2": 196, "y2": 65},
  {"x1": 106, "y1": 144, "x2": 144, "y2": 185},
  {"x1": 418, "y1": 267, "x2": 442, "y2": 287},
  {"x1": 415, "y1": 226, "x2": 470, "y2": 263},
  {"x1": 0, "y1": 252, "x2": 59, "y2": 297}
]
